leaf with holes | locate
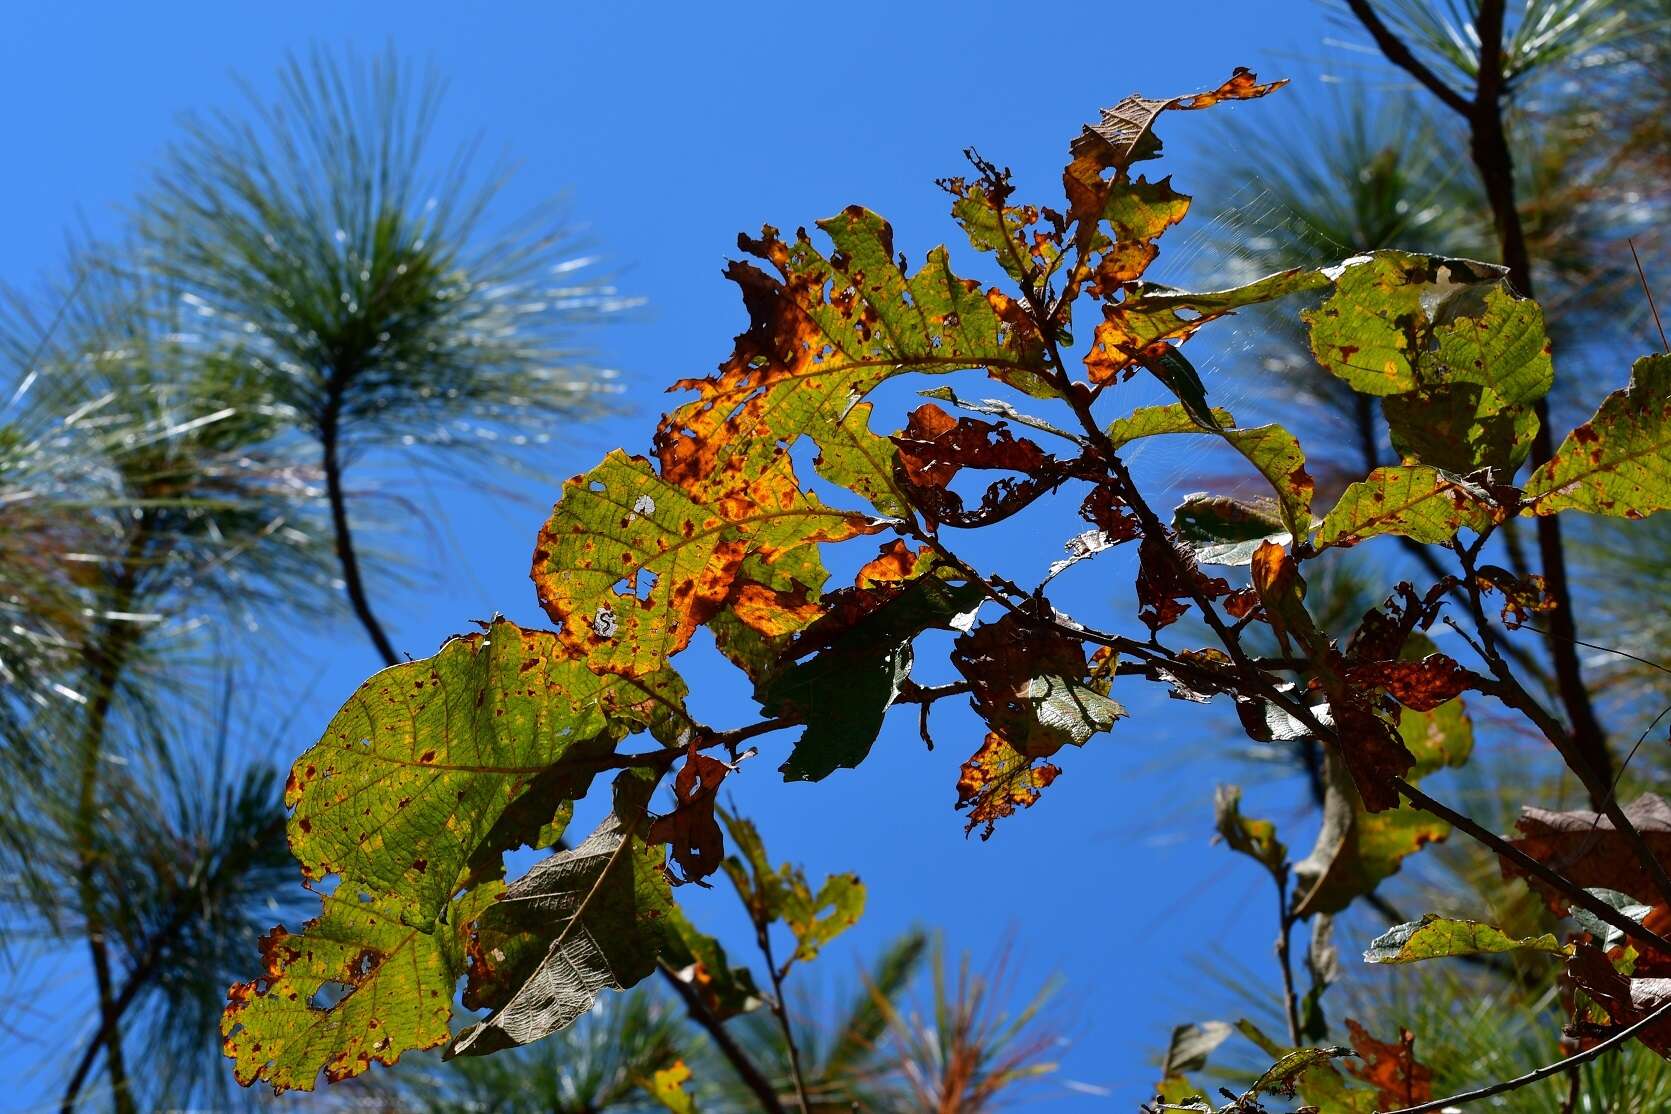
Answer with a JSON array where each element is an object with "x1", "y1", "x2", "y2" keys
[
  {"x1": 956, "y1": 732, "x2": 1063, "y2": 840},
  {"x1": 450, "y1": 771, "x2": 673, "y2": 1058},
  {"x1": 952, "y1": 610, "x2": 1124, "y2": 757},
  {"x1": 533, "y1": 451, "x2": 871, "y2": 676}
]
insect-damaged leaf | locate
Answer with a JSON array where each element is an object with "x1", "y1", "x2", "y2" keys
[
  {"x1": 956, "y1": 732, "x2": 1062, "y2": 840},
  {"x1": 1344, "y1": 1019, "x2": 1433, "y2": 1110},
  {"x1": 1363, "y1": 913, "x2": 1569, "y2": 965},
  {"x1": 223, "y1": 885, "x2": 499, "y2": 1092},
  {"x1": 1315, "y1": 465, "x2": 1494, "y2": 548},
  {"x1": 1524, "y1": 353, "x2": 1671, "y2": 519},
  {"x1": 1341, "y1": 652, "x2": 1483, "y2": 713},
  {"x1": 1137, "y1": 532, "x2": 1233, "y2": 633},
  {"x1": 767, "y1": 555, "x2": 986, "y2": 782},
  {"x1": 654, "y1": 205, "x2": 1054, "y2": 521},
  {"x1": 1500, "y1": 794, "x2": 1671, "y2": 912},
  {"x1": 450, "y1": 771, "x2": 673, "y2": 1058},
  {"x1": 952, "y1": 610, "x2": 1125, "y2": 758},
  {"x1": 1303, "y1": 251, "x2": 1533, "y2": 397},
  {"x1": 721, "y1": 812, "x2": 863, "y2": 964},
  {"x1": 285, "y1": 622, "x2": 680, "y2": 922},
  {"x1": 533, "y1": 450, "x2": 871, "y2": 677},
  {"x1": 648, "y1": 742, "x2": 732, "y2": 884},
  {"x1": 890, "y1": 402, "x2": 1067, "y2": 528},
  {"x1": 942, "y1": 162, "x2": 1067, "y2": 292}
]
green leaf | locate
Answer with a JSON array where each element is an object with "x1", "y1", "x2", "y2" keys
[
  {"x1": 1524, "y1": 354, "x2": 1671, "y2": 519},
  {"x1": 223, "y1": 885, "x2": 499, "y2": 1092},
  {"x1": 1383, "y1": 381, "x2": 1538, "y2": 474},
  {"x1": 1571, "y1": 888, "x2": 1654, "y2": 951},
  {"x1": 1248, "y1": 1046, "x2": 1356, "y2": 1101},
  {"x1": 1085, "y1": 267, "x2": 1330, "y2": 383},
  {"x1": 1429, "y1": 284, "x2": 1554, "y2": 405},
  {"x1": 658, "y1": 904, "x2": 763, "y2": 1022},
  {"x1": 1315, "y1": 466, "x2": 1493, "y2": 548},
  {"x1": 1304, "y1": 251, "x2": 1510, "y2": 396},
  {"x1": 721, "y1": 813, "x2": 864, "y2": 965},
  {"x1": 287, "y1": 621, "x2": 680, "y2": 926},
  {"x1": 1106, "y1": 403, "x2": 1235, "y2": 449},
  {"x1": 533, "y1": 450, "x2": 870, "y2": 676},
  {"x1": 1363, "y1": 913, "x2": 1569, "y2": 964},
  {"x1": 946, "y1": 176, "x2": 1065, "y2": 290},
  {"x1": 1221, "y1": 424, "x2": 1315, "y2": 541},
  {"x1": 768, "y1": 576, "x2": 986, "y2": 782},
  {"x1": 1173, "y1": 493, "x2": 1289, "y2": 566},
  {"x1": 1214, "y1": 785, "x2": 1287, "y2": 880},
  {"x1": 449, "y1": 772, "x2": 674, "y2": 1058}
]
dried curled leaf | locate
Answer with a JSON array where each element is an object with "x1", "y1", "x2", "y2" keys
[
  {"x1": 956, "y1": 733, "x2": 1062, "y2": 840},
  {"x1": 1524, "y1": 353, "x2": 1671, "y2": 519},
  {"x1": 648, "y1": 743, "x2": 733, "y2": 884},
  {"x1": 1341, "y1": 652, "x2": 1482, "y2": 713},
  {"x1": 451, "y1": 772, "x2": 672, "y2": 1058},
  {"x1": 1214, "y1": 784, "x2": 1286, "y2": 881},
  {"x1": 952, "y1": 610, "x2": 1125, "y2": 758},
  {"x1": 1344, "y1": 1019, "x2": 1433, "y2": 1109},
  {"x1": 1501, "y1": 794, "x2": 1671, "y2": 912},
  {"x1": 1567, "y1": 941, "x2": 1671, "y2": 1056}
]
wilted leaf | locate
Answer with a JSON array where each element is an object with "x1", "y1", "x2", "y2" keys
[
  {"x1": 956, "y1": 733, "x2": 1062, "y2": 840},
  {"x1": 1363, "y1": 914, "x2": 1569, "y2": 964},
  {"x1": 451, "y1": 772, "x2": 673, "y2": 1058},
  {"x1": 534, "y1": 451, "x2": 870, "y2": 676},
  {"x1": 649, "y1": 743, "x2": 732, "y2": 884},
  {"x1": 1137, "y1": 533, "x2": 1232, "y2": 633},
  {"x1": 952, "y1": 610, "x2": 1125, "y2": 757},
  {"x1": 1214, "y1": 784, "x2": 1287, "y2": 881},
  {"x1": 1069, "y1": 68, "x2": 1287, "y2": 175},
  {"x1": 1315, "y1": 466, "x2": 1493, "y2": 549},
  {"x1": 1567, "y1": 942, "x2": 1671, "y2": 1056},
  {"x1": 1524, "y1": 354, "x2": 1671, "y2": 519},
  {"x1": 1501, "y1": 794, "x2": 1671, "y2": 911},
  {"x1": 1163, "y1": 1020, "x2": 1234, "y2": 1077},
  {"x1": 1344, "y1": 1019, "x2": 1433, "y2": 1109},
  {"x1": 1247, "y1": 1045, "x2": 1357, "y2": 1101},
  {"x1": 655, "y1": 206, "x2": 1054, "y2": 518},
  {"x1": 1341, "y1": 653, "x2": 1482, "y2": 713},
  {"x1": 891, "y1": 403, "x2": 1063, "y2": 528}
]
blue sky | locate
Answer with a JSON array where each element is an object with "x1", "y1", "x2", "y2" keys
[{"x1": 1, "y1": 2, "x2": 1365, "y2": 1106}]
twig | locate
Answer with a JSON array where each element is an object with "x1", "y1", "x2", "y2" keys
[
  {"x1": 656, "y1": 961, "x2": 786, "y2": 1114},
  {"x1": 1630, "y1": 238, "x2": 1670, "y2": 353},
  {"x1": 1378, "y1": 994, "x2": 1671, "y2": 1114},
  {"x1": 1342, "y1": 0, "x2": 1473, "y2": 116},
  {"x1": 1275, "y1": 874, "x2": 1301, "y2": 1048},
  {"x1": 1393, "y1": 778, "x2": 1671, "y2": 955},
  {"x1": 754, "y1": 914, "x2": 812, "y2": 1114}
]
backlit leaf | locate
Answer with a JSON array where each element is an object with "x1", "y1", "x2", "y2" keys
[
  {"x1": 643, "y1": 1060, "x2": 697, "y2": 1113},
  {"x1": 952, "y1": 610, "x2": 1124, "y2": 757},
  {"x1": 533, "y1": 450, "x2": 871, "y2": 676},
  {"x1": 1105, "y1": 403, "x2": 1235, "y2": 450},
  {"x1": 1344, "y1": 1019, "x2": 1433, "y2": 1110},
  {"x1": 1524, "y1": 354, "x2": 1671, "y2": 519},
  {"x1": 1173, "y1": 493, "x2": 1289, "y2": 566},
  {"x1": 1363, "y1": 914, "x2": 1569, "y2": 964},
  {"x1": 1500, "y1": 794, "x2": 1671, "y2": 912},
  {"x1": 1315, "y1": 465, "x2": 1493, "y2": 548},
  {"x1": 1214, "y1": 784, "x2": 1287, "y2": 881},
  {"x1": 719, "y1": 813, "x2": 863, "y2": 963},
  {"x1": 956, "y1": 733, "x2": 1062, "y2": 840}
]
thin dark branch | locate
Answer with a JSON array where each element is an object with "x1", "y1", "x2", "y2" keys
[
  {"x1": 322, "y1": 379, "x2": 399, "y2": 668},
  {"x1": 656, "y1": 961, "x2": 787, "y2": 1114},
  {"x1": 1629, "y1": 238, "x2": 1669, "y2": 354},
  {"x1": 1379, "y1": 994, "x2": 1671, "y2": 1114},
  {"x1": 1342, "y1": 0, "x2": 1474, "y2": 116},
  {"x1": 1394, "y1": 778, "x2": 1671, "y2": 955}
]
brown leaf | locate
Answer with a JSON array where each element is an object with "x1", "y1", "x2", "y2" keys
[
  {"x1": 891, "y1": 404, "x2": 1061, "y2": 528},
  {"x1": 955, "y1": 733, "x2": 1061, "y2": 840},
  {"x1": 1136, "y1": 533, "x2": 1231, "y2": 633},
  {"x1": 1342, "y1": 653, "x2": 1482, "y2": 712},
  {"x1": 648, "y1": 743, "x2": 732, "y2": 885},
  {"x1": 951, "y1": 611, "x2": 1106, "y2": 757},
  {"x1": 1345, "y1": 1019, "x2": 1433, "y2": 1108},
  {"x1": 1475, "y1": 565, "x2": 1556, "y2": 630},
  {"x1": 1080, "y1": 485, "x2": 1140, "y2": 541},
  {"x1": 1331, "y1": 700, "x2": 1413, "y2": 814},
  {"x1": 1067, "y1": 68, "x2": 1287, "y2": 173},
  {"x1": 1567, "y1": 942, "x2": 1671, "y2": 1055},
  {"x1": 1502, "y1": 795, "x2": 1671, "y2": 912}
]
